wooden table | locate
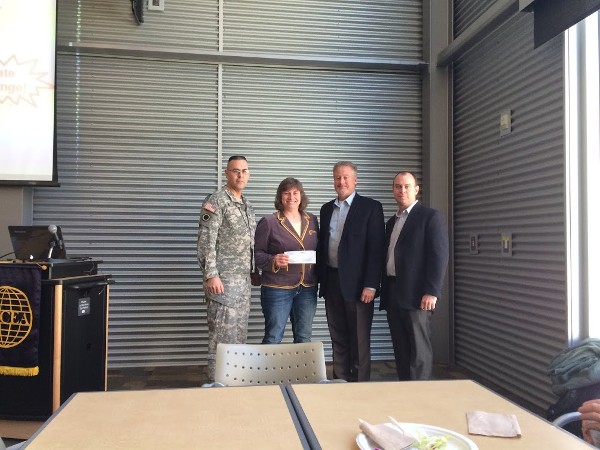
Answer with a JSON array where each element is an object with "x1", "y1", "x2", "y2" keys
[
  {"x1": 22, "y1": 386, "x2": 307, "y2": 449},
  {"x1": 288, "y1": 380, "x2": 594, "y2": 449}
]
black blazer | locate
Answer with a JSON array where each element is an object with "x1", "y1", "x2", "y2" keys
[
  {"x1": 318, "y1": 193, "x2": 385, "y2": 302},
  {"x1": 380, "y1": 201, "x2": 449, "y2": 310}
]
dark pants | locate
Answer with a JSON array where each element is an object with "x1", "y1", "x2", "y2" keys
[
  {"x1": 324, "y1": 268, "x2": 374, "y2": 381},
  {"x1": 385, "y1": 277, "x2": 433, "y2": 380}
]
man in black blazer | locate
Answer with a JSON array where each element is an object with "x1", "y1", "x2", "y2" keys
[
  {"x1": 380, "y1": 171, "x2": 449, "y2": 380},
  {"x1": 318, "y1": 161, "x2": 385, "y2": 381}
]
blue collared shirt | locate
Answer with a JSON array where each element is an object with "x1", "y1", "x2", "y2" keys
[{"x1": 328, "y1": 191, "x2": 356, "y2": 268}]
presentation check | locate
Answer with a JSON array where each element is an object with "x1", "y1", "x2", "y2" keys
[{"x1": 284, "y1": 250, "x2": 316, "y2": 264}]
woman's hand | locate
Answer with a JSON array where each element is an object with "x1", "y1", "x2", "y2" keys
[{"x1": 273, "y1": 253, "x2": 290, "y2": 269}]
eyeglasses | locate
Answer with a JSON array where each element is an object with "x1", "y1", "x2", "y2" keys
[{"x1": 227, "y1": 169, "x2": 250, "y2": 176}]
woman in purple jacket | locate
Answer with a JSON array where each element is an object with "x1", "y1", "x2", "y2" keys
[{"x1": 254, "y1": 177, "x2": 319, "y2": 343}]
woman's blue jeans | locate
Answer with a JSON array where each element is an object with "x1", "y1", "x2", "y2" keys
[{"x1": 260, "y1": 285, "x2": 317, "y2": 344}]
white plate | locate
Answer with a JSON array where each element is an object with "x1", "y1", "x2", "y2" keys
[{"x1": 356, "y1": 422, "x2": 478, "y2": 450}]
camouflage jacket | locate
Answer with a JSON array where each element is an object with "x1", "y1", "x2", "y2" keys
[{"x1": 197, "y1": 186, "x2": 256, "y2": 280}]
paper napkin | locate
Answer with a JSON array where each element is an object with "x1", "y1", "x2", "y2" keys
[
  {"x1": 466, "y1": 410, "x2": 522, "y2": 438},
  {"x1": 359, "y1": 420, "x2": 415, "y2": 450}
]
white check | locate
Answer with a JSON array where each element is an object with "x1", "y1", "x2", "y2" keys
[{"x1": 284, "y1": 250, "x2": 316, "y2": 264}]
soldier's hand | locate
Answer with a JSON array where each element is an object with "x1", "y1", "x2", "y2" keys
[{"x1": 205, "y1": 277, "x2": 225, "y2": 295}]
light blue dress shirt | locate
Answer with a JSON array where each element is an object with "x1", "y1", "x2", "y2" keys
[{"x1": 328, "y1": 192, "x2": 356, "y2": 268}]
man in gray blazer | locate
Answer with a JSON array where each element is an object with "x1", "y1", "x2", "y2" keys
[
  {"x1": 318, "y1": 161, "x2": 385, "y2": 381},
  {"x1": 380, "y1": 171, "x2": 449, "y2": 380}
]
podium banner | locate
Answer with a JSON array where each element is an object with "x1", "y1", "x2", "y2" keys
[{"x1": 0, "y1": 265, "x2": 42, "y2": 376}]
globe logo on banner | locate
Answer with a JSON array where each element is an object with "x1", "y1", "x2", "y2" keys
[{"x1": 0, "y1": 285, "x2": 33, "y2": 348}]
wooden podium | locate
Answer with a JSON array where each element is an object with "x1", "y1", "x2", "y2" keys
[{"x1": 0, "y1": 260, "x2": 111, "y2": 434}]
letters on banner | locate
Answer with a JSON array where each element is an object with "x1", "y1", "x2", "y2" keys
[{"x1": 0, "y1": 265, "x2": 42, "y2": 376}]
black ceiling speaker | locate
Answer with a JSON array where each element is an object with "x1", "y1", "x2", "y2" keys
[{"x1": 132, "y1": 0, "x2": 144, "y2": 25}]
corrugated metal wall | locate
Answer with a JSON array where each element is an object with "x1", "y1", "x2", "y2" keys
[
  {"x1": 223, "y1": 65, "x2": 422, "y2": 355},
  {"x1": 453, "y1": 0, "x2": 499, "y2": 36},
  {"x1": 37, "y1": 54, "x2": 218, "y2": 365},
  {"x1": 223, "y1": 0, "x2": 422, "y2": 59},
  {"x1": 452, "y1": 11, "x2": 566, "y2": 411},
  {"x1": 57, "y1": 1, "x2": 219, "y2": 50},
  {"x1": 35, "y1": 0, "x2": 425, "y2": 367},
  {"x1": 57, "y1": 0, "x2": 422, "y2": 59}
]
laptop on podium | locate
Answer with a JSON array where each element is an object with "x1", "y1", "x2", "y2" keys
[{"x1": 8, "y1": 225, "x2": 67, "y2": 261}]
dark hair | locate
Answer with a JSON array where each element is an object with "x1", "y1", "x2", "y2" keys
[
  {"x1": 333, "y1": 161, "x2": 357, "y2": 174},
  {"x1": 228, "y1": 155, "x2": 247, "y2": 163},
  {"x1": 274, "y1": 177, "x2": 309, "y2": 212}
]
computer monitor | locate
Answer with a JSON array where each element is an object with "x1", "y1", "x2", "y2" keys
[{"x1": 8, "y1": 225, "x2": 67, "y2": 261}]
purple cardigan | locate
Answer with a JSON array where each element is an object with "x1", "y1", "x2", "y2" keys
[{"x1": 254, "y1": 211, "x2": 318, "y2": 288}]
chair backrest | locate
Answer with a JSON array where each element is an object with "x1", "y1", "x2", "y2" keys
[
  {"x1": 214, "y1": 341, "x2": 327, "y2": 386},
  {"x1": 552, "y1": 411, "x2": 581, "y2": 427}
]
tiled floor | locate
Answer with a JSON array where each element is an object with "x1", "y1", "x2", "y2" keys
[{"x1": 106, "y1": 360, "x2": 468, "y2": 391}]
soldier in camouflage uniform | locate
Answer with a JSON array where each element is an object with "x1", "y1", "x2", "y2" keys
[{"x1": 197, "y1": 155, "x2": 257, "y2": 382}]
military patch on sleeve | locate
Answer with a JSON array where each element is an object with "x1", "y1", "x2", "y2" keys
[
  {"x1": 203, "y1": 202, "x2": 217, "y2": 213},
  {"x1": 202, "y1": 213, "x2": 212, "y2": 222}
]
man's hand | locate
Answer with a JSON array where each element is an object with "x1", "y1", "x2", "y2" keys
[
  {"x1": 205, "y1": 276, "x2": 224, "y2": 295},
  {"x1": 360, "y1": 288, "x2": 375, "y2": 303},
  {"x1": 420, "y1": 294, "x2": 437, "y2": 311},
  {"x1": 579, "y1": 399, "x2": 600, "y2": 445}
]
